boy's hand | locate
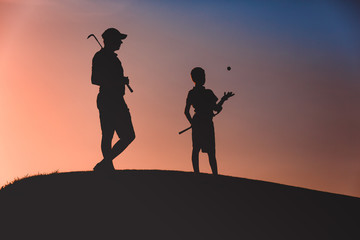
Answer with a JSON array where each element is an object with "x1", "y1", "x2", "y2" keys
[
  {"x1": 188, "y1": 118, "x2": 193, "y2": 125},
  {"x1": 221, "y1": 91, "x2": 235, "y2": 101},
  {"x1": 215, "y1": 91, "x2": 234, "y2": 115}
]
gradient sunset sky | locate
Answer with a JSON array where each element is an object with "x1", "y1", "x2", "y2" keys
[{"x1": 1, "y1": 0, "x2": 359, "y2": 197}]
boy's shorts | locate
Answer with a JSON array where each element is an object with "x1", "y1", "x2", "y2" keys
[{"x1": 192, "y1": 114, "x2": 215, "y2": 153}]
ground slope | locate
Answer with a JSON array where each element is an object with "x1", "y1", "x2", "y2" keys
[{"x1": 0, "y1": 170, "x2": 359, "y2": 239}]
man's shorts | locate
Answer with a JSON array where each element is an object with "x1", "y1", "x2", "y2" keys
[{"x1": 97, "y1": 93, "x2": 135, "y2": 139}]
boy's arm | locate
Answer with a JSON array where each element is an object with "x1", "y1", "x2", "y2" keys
[
  {"x1": 214, "y1": 91, "x2": 235, "y2": 113},
  {"x1": 184, "y1": 102, "x2": 192, "y2": 125},
  {"x1": 184, "y1": 92, "x2": 193, "y2": 124}
]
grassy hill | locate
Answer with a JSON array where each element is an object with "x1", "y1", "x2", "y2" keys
[{"x1": 1, "y1": 170, "x2": 359, "y2": 239}]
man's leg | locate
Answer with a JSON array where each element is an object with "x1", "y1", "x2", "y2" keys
[
  {"x1": 110, "y1": 127, "x2": 135, "y2": 161},
  {"x1": 109, "y1": 110, "x2": 135, "y2": 161},
  {"x1": 94, "y1": 111, "x2": 115, "y2": 171},
  {"x1": 207, "y1": 150, "x2": 218, "y2": 175},
  {"x1": 192, "y1": 147, "x2": 200, "y2": 174},
  {"x1": 101, "y1": 129, "x2": 114, "y2": 160}
]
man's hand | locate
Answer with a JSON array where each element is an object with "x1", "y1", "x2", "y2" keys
[{"x1": 122, "y1": 76, "x2": 129, "y2": 85}]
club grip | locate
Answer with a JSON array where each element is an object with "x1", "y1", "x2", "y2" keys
[{"x1": 126, "y1": 83, "x2": 133, "y2": 93}]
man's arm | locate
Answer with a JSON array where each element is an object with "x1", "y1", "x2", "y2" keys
[{"x1": 91, "y1": 53, "x2": 103, "y2": 86}]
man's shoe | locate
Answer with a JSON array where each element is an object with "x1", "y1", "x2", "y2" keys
[{"x1": 94, "y1": 160, "x2": 115, "y2": 173}]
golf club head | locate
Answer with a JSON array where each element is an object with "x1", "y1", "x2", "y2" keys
[{"x1": 87, "y1": 34, "x2": 103, "y2": 48}]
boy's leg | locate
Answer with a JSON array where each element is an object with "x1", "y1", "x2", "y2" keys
[
  {"x1": 207, "y1": 150, "x2": 218, "y2": 175},
  {"x1": 192, "y1": 147, "x2": 200, "y2": 174}
]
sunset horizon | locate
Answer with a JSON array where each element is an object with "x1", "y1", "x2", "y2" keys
[{"x1": 1, "y1": 0, "x2": 359, "y2": 197}]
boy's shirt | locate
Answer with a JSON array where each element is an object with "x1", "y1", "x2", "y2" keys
[{"x1": 186, "y1": 86, "x2": 218, "y2": 117}]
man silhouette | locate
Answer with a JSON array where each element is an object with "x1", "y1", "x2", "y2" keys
[
  {"x1": 91, "y1": 28, "x2": 135, "y2": 173},
  {"x1": 184, "y1": 67, "x2": 233, "y2": 175}
]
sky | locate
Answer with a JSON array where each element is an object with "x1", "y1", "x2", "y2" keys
[{"x1": 0, "y1": 0, "x2": 359, "y2": 197}]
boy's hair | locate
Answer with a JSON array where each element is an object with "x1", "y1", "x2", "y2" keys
[{"x1": 191, "y1": 67, "x2": 205, "y2": 86}]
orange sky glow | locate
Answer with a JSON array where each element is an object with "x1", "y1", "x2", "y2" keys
[{"x1": 1, "y1": 0, "x2": 360, "y2": 197}]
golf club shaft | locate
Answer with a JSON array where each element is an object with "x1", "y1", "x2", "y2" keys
[
  {"x1": 126, "y1": 83, "x2": 133, "y2": 92},
  {"x1": 94, "y1": 37, "x2": 102, "y2": 48},
  {"x1": 179, "y1": 126, "x2": 192, "y2": 135}
]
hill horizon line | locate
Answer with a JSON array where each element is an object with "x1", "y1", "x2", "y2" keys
[
  {"x1": 1, "y1": 169, "x2": 359, "y2": 239},
  {"x1": 1, "y1": 169, "x2": 359, "y2": 199}
]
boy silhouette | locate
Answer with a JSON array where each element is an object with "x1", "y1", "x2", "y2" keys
[
  {"x1": 91, "y1": 28, "x2": 135, "y2": 173},
  {"x1": 184, "y1": 67, "x2": 234, "y2": 175}
]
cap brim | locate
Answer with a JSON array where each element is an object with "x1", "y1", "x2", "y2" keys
[{"x1": 119, "y1": 33, "x2": 127, "y2": 40}]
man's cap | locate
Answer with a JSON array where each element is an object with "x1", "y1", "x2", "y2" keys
[{"x1": 102, "y1": 28, "x2": 127, "y2": 40}]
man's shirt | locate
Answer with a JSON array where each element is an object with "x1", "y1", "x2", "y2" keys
[{"x1": 91, "y1": 48, "x2": 125, "y2": 96}]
